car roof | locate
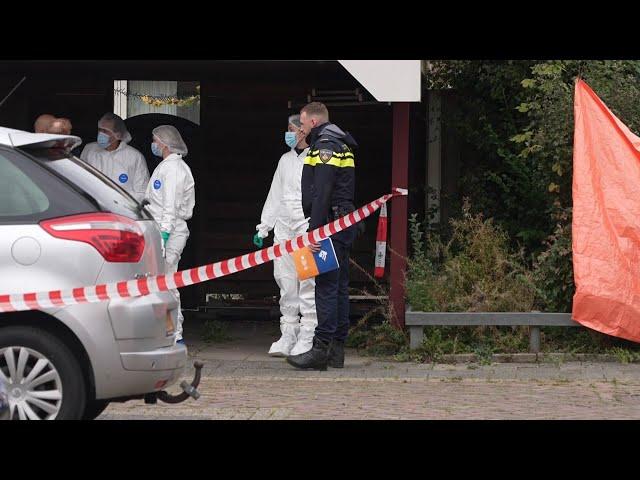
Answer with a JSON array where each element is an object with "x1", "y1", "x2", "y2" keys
[{"x1": 0, "y1": 127, "x2": 82, "y2": 150}]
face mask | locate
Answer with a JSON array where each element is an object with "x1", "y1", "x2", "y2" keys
[
  {"x1": 97, "y1": 132, "x2": 112, "y2": 149},
  {"x1": 151, "y1": 142, "x2": 163, "y2": 157},
  {"x1": 285, "y1": 131, "x2": 298, "y2": 148}
]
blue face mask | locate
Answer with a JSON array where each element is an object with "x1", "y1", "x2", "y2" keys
[
  {"x1": 285, "y1": 131, "x2": 298, "y2": 149},
  {"x1": 151, "y1": 142, "x2": 163, "y2": 157},
  {"x1": 97, "y1": 132, "x2": 112, "y2": 149}
]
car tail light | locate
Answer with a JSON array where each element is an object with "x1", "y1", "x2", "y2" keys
[{"x1": 40, "y1": 213, "x2": 145, "y2": 263}]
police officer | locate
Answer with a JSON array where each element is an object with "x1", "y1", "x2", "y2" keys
[{"x1": 286, "y1": 102, "x2": 358, "y2": 371}]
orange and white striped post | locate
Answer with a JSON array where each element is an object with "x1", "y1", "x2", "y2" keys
[{"x1": 374, "y1": 203, "x2": 388, "y2": 278}]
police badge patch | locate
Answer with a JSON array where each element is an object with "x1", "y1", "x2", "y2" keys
[{"x1": 319, "y1": 149, "x2": 333, "y2": 163}]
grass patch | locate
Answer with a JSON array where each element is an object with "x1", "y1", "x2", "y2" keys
[{"x1": 201, "y1": 319, "x2": 232, "y2": 343}]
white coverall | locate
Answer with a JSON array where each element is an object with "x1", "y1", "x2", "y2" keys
[
  {"x1": 145, "y1": 153, "x2": 196, "y2": 342},
  {"x1": 81, "y1": 141, "x2": 150, "y2": 202},
  {"x1": 256, "y1": 147, "x2": 317, "y2": 356}
]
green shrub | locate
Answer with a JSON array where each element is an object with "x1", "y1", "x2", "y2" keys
[
  {"x1": 407, "y1": 201, "x2": 537, "y2": 313},
  {"x1": 202, "y1": 319, "x2": 231, "y2": 343}
]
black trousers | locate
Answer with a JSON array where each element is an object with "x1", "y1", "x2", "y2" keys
[{"x1": 314, "y1": 226, "x2": 356, "y2": 343}]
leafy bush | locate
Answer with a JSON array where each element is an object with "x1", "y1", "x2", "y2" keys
[
  {"x1": 424, "y1": 60, "x2": 640, "y2": 310},
  {"x1": 202, "y1": 319, "x2": 231, "y2": 343},
  {"x1": 406, "y1": 201, "x2": 537, "y2": 313}
]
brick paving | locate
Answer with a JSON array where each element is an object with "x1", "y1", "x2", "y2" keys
[{"x1": 99, "y1": 320, "x2": 640, "y2": 420}]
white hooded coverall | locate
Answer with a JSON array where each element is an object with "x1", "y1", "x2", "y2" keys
[
  {"x1": 257, "y1": 147, "x2": 317, "y2": 356},
  {"x1": 81, "y1": 141, "x2": 150, "y2": 202},
  {"x1": 145, "y1": 153, "x2": 196, "y2": 342}
]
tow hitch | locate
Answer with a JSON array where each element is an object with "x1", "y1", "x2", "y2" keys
[{"x1": 156, "y1": 361, "x2": 204, "y2": 404}]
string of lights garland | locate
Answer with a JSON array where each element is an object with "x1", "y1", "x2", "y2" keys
[{"x1": 113, "y1": 85, "x2": 200, "y2": 107}]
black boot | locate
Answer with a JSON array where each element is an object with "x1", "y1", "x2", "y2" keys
[
  {"x1": 286, "y1": 336, "x2": 329, "y2": 371},
  {"x1": 327, "y1": 339, "x2": 345, "y2": 368}
]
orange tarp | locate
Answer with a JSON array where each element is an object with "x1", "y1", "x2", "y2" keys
[{"x1": 572, "y1": 79, "x2": 640, "y2": 342}]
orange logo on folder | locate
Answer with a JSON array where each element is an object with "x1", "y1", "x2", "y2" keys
[
  {"x1": 291, "y1": 238, "x2": 339, "y2": 280},
  {"x1": 292, "y1": 247, "x2": 320, "y2": 280}
]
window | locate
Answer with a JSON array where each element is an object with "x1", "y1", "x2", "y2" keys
[
  {"x1": 0, "y1": 147, "x2": 109, "y2": 224},
  {"x1": 0, "y1": 153, "x2": 49, "y2": 217},
  {"x1": 31, "y1": 149, "x2": 149, "y2": 221},
  {"x1": 114, "y1": 80, "x2": 200, "y2": 125}
]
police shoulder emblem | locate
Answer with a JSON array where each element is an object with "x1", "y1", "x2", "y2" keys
[
  {"x1": 153, "y1": 179, "x2": 162, "y2": 190},
  {"x1": 319, "y1": 149, "x2": 333, "y2": 163}
]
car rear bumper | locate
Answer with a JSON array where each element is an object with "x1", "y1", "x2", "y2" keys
[
  {"x1": 52, "y1": 296, "x2": 186, "y2": 400},
  {"x1": 120, "y1": 342, "x2": 187, "y2": 371},
  {"x1": 96, "y1": 343, "x2": 188, "y2": 399}
]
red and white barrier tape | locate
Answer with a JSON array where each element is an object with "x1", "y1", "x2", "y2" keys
[
  {"x1": 0, "y1": 189, "x2": 408, "y2": 313},
  {"x1": 374, "y1": 203, "x2": 388, "y2": 278}
]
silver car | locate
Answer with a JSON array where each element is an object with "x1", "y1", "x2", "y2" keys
[{"x1": 0, "y1": 128, "x2": 187, "y2": 420}]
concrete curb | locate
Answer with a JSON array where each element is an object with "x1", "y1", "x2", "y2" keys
[{"x1": 437, "y1": 353, "x2": 623, "y2": 364}]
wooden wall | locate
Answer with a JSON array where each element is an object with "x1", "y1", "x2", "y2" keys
[{"x1": 0, "y1": 61, "x2": 422, "y2": 308}]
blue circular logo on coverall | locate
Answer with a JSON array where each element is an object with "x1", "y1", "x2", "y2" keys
[
  {"x1": 119, "y1": 173, "x2": 128, "y2": 184},
  {"x1": 154, "y1": 180, "x2": 162, "y2": 190}
]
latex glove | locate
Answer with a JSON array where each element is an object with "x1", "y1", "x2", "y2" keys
[
  {"x1": 161, "y1": 231, "x2": 170, "y2": 246},
  {"x1": 253, "y1": 233, "x2": 263, "y2": 248}
]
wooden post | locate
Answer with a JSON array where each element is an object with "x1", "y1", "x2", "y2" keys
[{"x1": 389, "y1": 102, "x2": 410, "y2": 328}]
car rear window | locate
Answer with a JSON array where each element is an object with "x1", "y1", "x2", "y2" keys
[
  {"x1": 0, "y1": 154, "x2": 50, "y2": 216},
  {"x1": 0, "y1": 147, "x2": 97, "y2": 224},
  {"x1": 27, "y1": 148, "x2": 151, "y2": 221}
]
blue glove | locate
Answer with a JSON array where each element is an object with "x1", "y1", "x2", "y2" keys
[{"x1": 253, "y1": 233, "x2": 263, "y2": 248}]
